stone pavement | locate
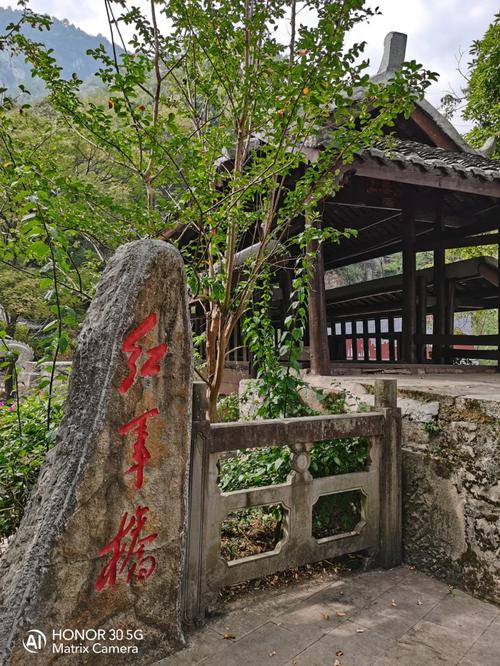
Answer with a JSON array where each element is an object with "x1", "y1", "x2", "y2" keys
[{"x1": 157, "y1": 566, "x2": 499, "y2": 666}]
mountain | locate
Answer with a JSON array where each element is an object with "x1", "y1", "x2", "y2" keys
[{"x1": 0, "y1": 7, "x2": 116, "y2": 99}]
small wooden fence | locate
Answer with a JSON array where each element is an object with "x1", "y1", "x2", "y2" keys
[{"x1": 183, "y1": 379, "x2": 401, "y2": 623}]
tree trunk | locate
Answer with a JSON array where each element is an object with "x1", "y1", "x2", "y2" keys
[{"x1": 308, "y1": 228, "x2": 331, "y2": 375}]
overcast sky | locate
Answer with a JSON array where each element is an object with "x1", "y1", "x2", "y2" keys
[{"x1": 4, "y1": 0, "x2": 498, "y2": 131}]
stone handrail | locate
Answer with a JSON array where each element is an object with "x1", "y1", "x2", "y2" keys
[{"x1": 183, "y1": 379, "x2": 401, "y2": 623}]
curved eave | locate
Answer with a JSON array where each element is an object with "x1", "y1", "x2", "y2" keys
[{"x1": 346, "y1": 154, "x2": 500, "y2": 199}]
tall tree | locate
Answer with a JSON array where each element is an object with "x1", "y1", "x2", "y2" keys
[
  {"x1": 442, "y1": 13, "x2": 499, "y2": 157},
  {"x1": 5, "y1": 0, "x2": 436, "y2": 418}
]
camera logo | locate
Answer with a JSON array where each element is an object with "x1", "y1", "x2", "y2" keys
[{"x1": 22, "y1": 629, "x2": 47, "y2": 654}]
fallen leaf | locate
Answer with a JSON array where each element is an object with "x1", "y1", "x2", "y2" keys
[
  {"x1": 322, "y1": 611, "x2": 330, "y2": 620},
  {"x1": 335, "y1": 611, "x2": 347, "y2": 617},
  {"x1": 356, "y1": 628, "x2": 365, "y2": 633},
  {"x1": 223, "y1": 632, "x2": 236, "y2": 640}
]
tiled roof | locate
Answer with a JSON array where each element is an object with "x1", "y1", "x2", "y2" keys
[{"x1": 358, "y1": 139, "x2": 500, "y2": 182}]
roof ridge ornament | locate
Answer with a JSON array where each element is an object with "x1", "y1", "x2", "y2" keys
[
  {"x1": 479, "y1": 136, "x2": 497, "y2": 158},
  {"x1": 377, "y1": 32, "x2": 407, "y2": 74}
]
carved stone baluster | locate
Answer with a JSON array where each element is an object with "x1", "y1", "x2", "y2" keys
[{"x1": 288, "y1": 442, "x2": 314, "y2": 552}]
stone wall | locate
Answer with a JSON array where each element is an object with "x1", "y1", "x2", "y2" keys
[
  {"x1": 400, "y1": 390, "x2": 499, "y2": 604},
  {"x1": 300, "y1": 374, "x2": 500, "y2": 604}
]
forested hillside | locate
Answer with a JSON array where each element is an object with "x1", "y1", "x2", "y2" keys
[{"x1": 0, "y1": 6, "x2": 114, "y2": 98}]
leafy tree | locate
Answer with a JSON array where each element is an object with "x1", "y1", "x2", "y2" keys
[
  {"x1": 439, "y1": 15, "x2": 499, "y2": 339},
  {"x1": 441, "y1": 13, "x2": 499, "y2": 157},
  {"x1": 4, "y1": 0, "x2": 436, "y2": 419}
]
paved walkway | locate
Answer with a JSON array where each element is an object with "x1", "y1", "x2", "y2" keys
[{"x1": 158, "y1": 566, "x2": 499, "y2": 666}]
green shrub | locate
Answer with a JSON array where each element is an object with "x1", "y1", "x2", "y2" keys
[
  {"x1": 218, "y1": 436, "x2": 369, "y2": 492},
  {"x1": 218, "y1": 387, "x2": 369, "y2": 492},
  {"x1": 0, "y1": 392, "x2": 65, "y2": 538},
  {"x1": 219, "y1": 445, "x2": 289, "y2": 492},
  {"x1": 215, "y1": 392, "x2": 240, "y2": 423}
]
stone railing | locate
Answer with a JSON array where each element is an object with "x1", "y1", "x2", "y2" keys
[{"x1": 183, "y1": 379, "x2": 401, "y2": 623}]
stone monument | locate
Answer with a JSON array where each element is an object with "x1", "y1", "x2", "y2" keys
[{"x1": 0, "y1": 240, "x2": 192, "y2": 665}]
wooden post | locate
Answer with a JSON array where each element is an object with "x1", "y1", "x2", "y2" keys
[
  {"x1": 362, "y1": 319, "x2": 369, "y2": 361},
  {"x1": 497, "y1": 223, "x2": 500, "y2": 372},
  {"x1": 401, "y1": 203, "x2": 417, "y2": 363},
  {"x1": 183, "y1": 382, "x2": 210, "y2": 625},
  {"x1": 374, "y1": 379, "x2": 402, "y2": 569},
  {"x1": 417, "y1": 276, "x2": 427, "y2": 363},
  {"x1": 308, "y1": 220, "x2": 331, "y2": 375},
  {"x1": 444, "y1": 279, "x2": 456, "y2": 364},
  {"x1": 433, "y1": 198, "x2": 446, "y2": 363},
  {"x1": 375, "y1": 318, "x2": 382, "y2": 362}
]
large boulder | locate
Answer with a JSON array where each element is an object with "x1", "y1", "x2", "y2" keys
[{"x1": 0, "y1": 240, "x2": 192, "y2": 665}]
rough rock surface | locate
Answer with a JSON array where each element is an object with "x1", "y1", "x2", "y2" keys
[
  {"x1": 0, "y1": 240, "x2": 192, "y2": 665},
  {"x1": 401, "y1": 394, "x2": 500, "y2": 604}
]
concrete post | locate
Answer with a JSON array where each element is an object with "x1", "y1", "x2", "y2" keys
[
  {"x1": 183, "y1": 382, "x2": 210, "y2": 625},
  {"x1": 374, "y1": 379, "x2": 402, "y2": 568}
]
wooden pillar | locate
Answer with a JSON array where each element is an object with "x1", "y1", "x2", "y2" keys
[
  {"x1": 497, "y1": 222, "x2": 500, "y2": 372},
  {"x1": 443, "y1": 279, "x2": 456, "y2": 365},
  {"x1": 308, "y1": 220, "x2": 331, "y2": 375},
  {"x1": 433, "y1": 197, "x2": 446, "y2": 363},
  {"x1": 401, "y1": 203, "x2": 417, "y2": 363},
  {"x1": 417, "y1": 276, "x2": 427, "y2": 363},
  {"x1": 375, "y1": 318, "x2": 382, "y2": 362},
  {"x1": 445, "y1": 280, "x2": 455, "y2": 336}
]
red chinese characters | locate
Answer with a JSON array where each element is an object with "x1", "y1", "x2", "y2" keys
[
  {"x1": 96, "y1": 312, "x2": 167, "y2": 592},
  {"x1": 95, "y1": 506, "x2": 158, "y2": 592},
  {"x1": 119, "y1": 312, "x2": 168, "y2": 394},
  {"x1": 117, "y1": 312, "x2": 168, "y2": 489},
  {"x1": 118, "y1": 408, "x2": 159, "y2": 490}
]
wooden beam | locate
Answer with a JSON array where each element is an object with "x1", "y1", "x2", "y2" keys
[
  {"x1": 415, "y1": 233, "x2": 500, "y2": 252},
  {"x1": 415, "y1": 334, "x2": 498, "y2": 345},
  {"x1": 410, "y1": 106, "x2": 463, "y2": 151},
  {"x1": 480, "y1": 263, "x2": 499, "y2": 287},
  {"x1": 308, "y1": 219, "x2": 331, "y2": 375},
  {"x1": 433, "y1": 198, "x2": 446, "y2": 364},
  {"x1": 401, "y1": 202, "x2": 417, "y2": 363},
  {"x1": 351, "y1": 158, "x2": 500, "y2": 199},
  {"x1": 448, "y1": 349, "x2": 498, "y2": 361}
]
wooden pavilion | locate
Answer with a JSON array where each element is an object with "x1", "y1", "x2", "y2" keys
[
  {"x1": 287, "y1": 33, "x2": 500, "y2": 374},
  {"x1": 187, "y1": 33, "x2": 500, "y2": 379},
  {"x1": 317, "y1": 256, "x2": 497, "y2": 366}
]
